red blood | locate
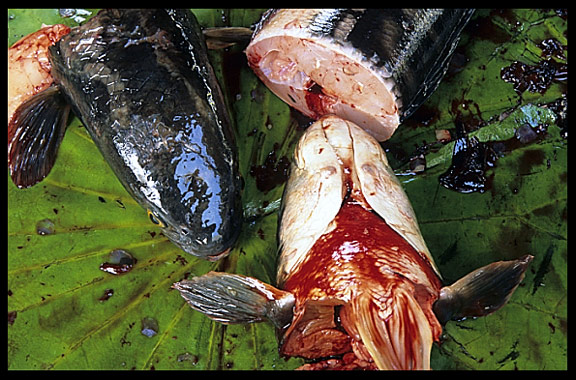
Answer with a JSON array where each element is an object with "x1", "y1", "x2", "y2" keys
[
  {"x1": 283, "y1": 200, "x2": 440, "y2": 299},
  {"x1": 304, "y1": 81, "x2": 336, "y2": 119},
  {"x1": 280, "y1": 198, "x2": 442, "y2": 365}
]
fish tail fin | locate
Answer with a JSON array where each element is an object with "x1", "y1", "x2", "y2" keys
[
  {"x1": 434, "y1": 255, "x2": 533, "y2": 324},
  {"x1": 8, "y1": 86, "x2": 71, "y2": 188},
  {"x1": 342, "y1": 282, "x2": 442, "y2": 370},
  {"x1": 173, "y1": 272, "x2": 295, "y2": 329}
]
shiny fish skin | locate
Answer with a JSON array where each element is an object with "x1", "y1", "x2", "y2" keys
[
  {"x1": 246, "y1": 9, "x2": 475, "y2": 141},
  {"x1": 48, "y1": 9, "x2": 242, "y2": 260}
]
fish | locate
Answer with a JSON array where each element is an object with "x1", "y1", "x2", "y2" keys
[
  {"x1": 8, "y1": 24, "x2": 71, "y2": 127},
  {"x1": 8, "y1": 9, "x2": 242, "y2": 260},
  {"x1": 245, "y1": 9, "x2": 475, "y2": 141},
  {"x1": 173, "y1": 115, "x2": 532, "y2": 370},
  {"x1": 8, "y1": 23, "x2": 72, "y2": 189}
]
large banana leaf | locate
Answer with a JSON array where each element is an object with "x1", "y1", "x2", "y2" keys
[{"x1": 8, "y1": 9, "x2": 567, "y2": 370}]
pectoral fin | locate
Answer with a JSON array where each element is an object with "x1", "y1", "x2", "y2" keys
[
  {"x1": 202, "y1": 26, "x2": 253, "y2": 49},
  {"x1": 433, "y1": 255, "x2": 533, "y2": 324},
  {"x1": 173, "y1": 272, "x2": 295, "y2": 329},
  {"x1": 8, "y1": 86, "x2": 71, "y2": 188}
]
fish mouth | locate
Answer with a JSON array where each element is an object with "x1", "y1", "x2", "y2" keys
[
  {"x1": 172, "y1": 238, "x2": 234, "y2": 261},
  {"x1": 177, "y1": 237, "x2": 236, "y2": 261},
  {"x1": 160, "y1": 224, "x2": 238, "y2": 261},
  {"x1": 205, "y1": 247, "x2": 232, "y2": 262}
]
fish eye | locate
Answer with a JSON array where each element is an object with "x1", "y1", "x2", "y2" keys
[{"x1": 147, "y1": 209, "x2": 166, "y2": 228}]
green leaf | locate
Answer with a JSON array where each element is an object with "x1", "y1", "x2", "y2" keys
[
  {"x1": 8, "y1": 9, "x2": 566, "y2": 370},
  {"x1": 425, "y1": 104, "x2": 557, "y2": 169},
  {"x1": 390, "y1": 9, "x2": 567, "y2": 370},
  {"x1": 8, "y1": 8, "x2": 301, "y2": 370}
]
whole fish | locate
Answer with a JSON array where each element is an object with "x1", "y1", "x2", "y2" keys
[
  {"x1": 174, "y1": 115, "x2": 532, "y2": 370},
  {"x1": 245, "y1": 9, "x2": 475, "y2": 141},
  {"x1": 8, "y1": 9, "x2": 242, "y2": 260}
]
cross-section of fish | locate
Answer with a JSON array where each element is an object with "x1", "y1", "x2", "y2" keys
[{"x1": 246, "y1": 9, "x2": 475, "y2": 141}]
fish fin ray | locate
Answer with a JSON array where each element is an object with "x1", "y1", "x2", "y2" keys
[
  {"x1": 8, "y1": 86, "x2": 71, "y2": 188},
  {"x1": 434, "y1": 255, "x2": 533, "y2": 324},
  {"x1": 343, "y1": 282, "x2": 440, "y2": 370},
  {"x1": 173, "y1": 272, "x2": 294, "y2": 328},
  {"x1": 202, "y1": 26, "x2": 253, "y2": 49}
]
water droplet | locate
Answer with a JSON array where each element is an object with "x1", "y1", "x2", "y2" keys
[
  {"x1": 141, "y1": 317, "x2": 159, "y2": 338},
  {"x1": 177, "y1": 353, "x2": 199, "y2": 365},
  {"x1": 59, "y1": 9, "x2": 76, "y2": 18},
  {"x1": 515, "y1": 124, "x2": 539, "y2": 144},
  {"x1": 58, "y1": 8, "x2": 93, "y2": 23},
  {"x1": 36, "y1": 219, "x2": 55, "y2": 235},
  {"x1": 99, "y1": 249, "x2": 137, "y2": 275}
]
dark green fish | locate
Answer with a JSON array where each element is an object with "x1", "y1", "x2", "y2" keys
[
  {"x1": 8, "y1": 9, "x2": 242, "y2": 260},
  {"x1": 246, "y1": 9, "x2": 475, "y2": 141}
]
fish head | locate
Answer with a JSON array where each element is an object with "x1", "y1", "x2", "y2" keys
[
  {"x1": 275, "y1": 115, "x2": 532, "y2": 369},
  {"x1": 39, "y1": 9, "x2": 243, "y2": 261},
  {"x1": 103, "y1": 112, "x2": 243, "y2": 262},
  {"x1": 121, "y1": 120, "x2": 243, "y2": 261},
  {"x1": 145, "y1": 175, "x2": 242, "y2": 261}
]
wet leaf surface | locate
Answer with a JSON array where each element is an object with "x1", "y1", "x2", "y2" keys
[{"x1": 8, "y1": 9, "x2": 566, "y2": 370}]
